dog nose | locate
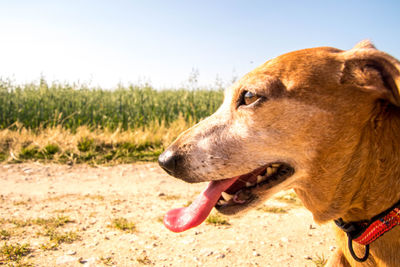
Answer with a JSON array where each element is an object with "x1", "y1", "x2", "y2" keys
[{"x1": 158, "y1": 150, "x2": 181, "y2": 175}]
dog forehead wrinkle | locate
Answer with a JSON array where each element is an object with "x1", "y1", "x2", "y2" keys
[{"x1": 256, "y1": 49, "x2": 345, "y2": 91}]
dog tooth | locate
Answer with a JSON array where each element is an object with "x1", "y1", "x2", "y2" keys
[
  {"x1": 246, "y1": 182, "x2": 254, "y2": 187},
  {"x1": 217, "y1": 199, "x2": 228, "y2": 205},
  {"x1": 266, "y1": 167, "x2": 274, "y2": 176},
  {"x1": 272, "y1": 163, "x2": 280, "y2": 168},
  {"x1": 221, "y1": 192, "x2": 233, "y2": 201},
  {"x1": 257, "y1": 175, "x2": 267, "y2": 183}
]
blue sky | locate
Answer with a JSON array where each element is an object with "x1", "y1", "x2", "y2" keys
[{"x1": 0, "y1": 1, "x2": 399, "y2": 88}]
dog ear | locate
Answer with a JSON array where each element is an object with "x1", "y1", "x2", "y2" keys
[
  {"x1": 352, "y1": 39, "x2": 376, "y2": 50},
  {"x1": 341, "y1": 41, "x2": 400, "y2": 106}
]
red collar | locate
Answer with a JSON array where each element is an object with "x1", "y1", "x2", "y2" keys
[{"x1": 334, "y1": 199, "x2": 400, "y2": 262}]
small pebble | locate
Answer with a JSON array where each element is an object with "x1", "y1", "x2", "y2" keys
[
  {"x1": 216, "y1": 253, "x2": 226, "y2": 259},
  {"x1": 23, "y1": 168, "x2": 32, "y2": 174},
  {"x1": 65, "y1": 250, "x2": 76, "y2": 255},
  {"x1": 82, "y1": 257, "x2": 98, "y2": 266},
  {"x1": 200, "y1": 249, "x2": 213, "y2": 256},
  {"x1": 56, "y1": 255, "x2": 76, "y2": 265},
  {"x1": 181, "y1": 238, "x2": 195, "y2": 245}
]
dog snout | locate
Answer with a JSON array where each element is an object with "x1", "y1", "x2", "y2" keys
[{"x1": 158, "y1": 149, "x2": 183, "y2": 176}]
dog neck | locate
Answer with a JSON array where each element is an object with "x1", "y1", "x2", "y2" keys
[
  {"x1": 342, "y1": 103, "x2": 400, "y2": 223},
  {"x1": 335, "y1": 103, "x2": 400, "y2": 264}
]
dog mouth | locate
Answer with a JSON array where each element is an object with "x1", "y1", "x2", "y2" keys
[
  {"x1": 163, "y1": 162, "x2": 294, "y2": 233},
  {"x1": 215, "y1": 163, "x2": 294, "y2": 214}
]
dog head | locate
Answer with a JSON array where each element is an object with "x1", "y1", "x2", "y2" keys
[{"x1": 159, "y1": 41, "x2": 400, "y2": 232}]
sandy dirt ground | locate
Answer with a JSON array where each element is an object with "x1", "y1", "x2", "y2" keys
[{"x1": 0, "y1": 163, "x2": 336, "y2": 266}]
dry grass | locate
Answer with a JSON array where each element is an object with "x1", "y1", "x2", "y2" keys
[
  {"x1": 0, "y1": 116, "x2": 192, "y2": 164},
  {"x1": 158, "y1": 193, "x2": 181, "y2": 200},
  {"x1": 136, "y1": 254, "x2": 152, "y2": 265},
  {"x1": 257, "y1": 206, "x2": 288, "y2": 213},
  {"x1": 100, "y1": 256, "x2": 115, "y2": 266},
  {"x1": 310, "y1": 254, "x2": 327, "y2": 267},
  {"x1": 275, "y1": 192, "x2": 303, "y2": 206},
  {"x1": 13, "y1": 200, "x2": 28, "y2": 206}
]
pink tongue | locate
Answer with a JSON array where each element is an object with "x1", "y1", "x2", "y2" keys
[{"x1": 163, "y1": 177, "x2": 238, "y2": 232}]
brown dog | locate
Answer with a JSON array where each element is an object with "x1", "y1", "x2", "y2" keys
[{"x1": 158, "y1": 40, "x2": 400, "y2": 266}]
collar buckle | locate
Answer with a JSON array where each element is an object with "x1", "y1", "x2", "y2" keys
[
  {"x1": 334, "y1": 199, "x2": 400, "y2": 263},
  {"x1": 334, "y1": 218, "x2": 370, "y2": 262}
]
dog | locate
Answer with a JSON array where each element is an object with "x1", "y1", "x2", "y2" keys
[{"x1": 158, "y1": 40, "x2": 400, "y2": 266}]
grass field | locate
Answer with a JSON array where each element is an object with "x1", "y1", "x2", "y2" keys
[{"x1": 0, "y1": 79, "x2": 224, "y2": 164}]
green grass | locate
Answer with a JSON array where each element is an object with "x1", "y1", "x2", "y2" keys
[
  {"x1": 38, "y1": 228, "x2": 80, "y2": 251},
  {"x1": 0, "y1": 230, "x2": 11, "y2": 240},
  {"x1": 34, "y1": 216, "x2": 79, "y2": 250},
  {"x1": 39, "y1": 241, "x2": 59, "y2": 251},
  {"x1": 0, "y1": 214, "x2": 79, "y2": 264},
  {"x1": 3, "y1": 215, "x2": 78, "y2": 252},
  {"x1": 205, "y1": 214, "x2": 230, "y2": 226},
  {"x1": 0, "y1": 242, "x2": 31, "y2": 263},
  {"x1": 0, "y1": 79, "x2": 224, "y2": 164},
  {"x1": 111, "y1": 218, "x2": 136, "y2": 232},
  {"x1": 4, "y1": 216, "x2": 74, "y2": 229},
  {"x1": 0, "y1": 79, "x2": 223, "y2": 131},
  {"x1": 5, "y1": 219, "x2": 32, "y2": 228},
  {"x1": 33, "y1": 215, "x2": 74, "y2": 228},
  {"x1": 42, "y1": 228, "x2": 80, "y2": 245}
]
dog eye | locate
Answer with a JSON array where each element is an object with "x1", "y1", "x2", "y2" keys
[{"x1": 242, "y1": 91, "x2": 260, "y2": 106}]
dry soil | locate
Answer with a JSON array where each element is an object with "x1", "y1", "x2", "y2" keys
[{"x1": 0, "y1": 163, "x2": 336, "y2": 266}]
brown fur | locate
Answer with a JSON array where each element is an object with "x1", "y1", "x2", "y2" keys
[{"x1": 161, "y1": 41, "x2": 400, "y2": 266}]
